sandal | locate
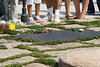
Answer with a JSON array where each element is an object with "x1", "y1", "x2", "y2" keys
[{"x1": 65, "y1": 13, "x2": 73, "y2": 18}]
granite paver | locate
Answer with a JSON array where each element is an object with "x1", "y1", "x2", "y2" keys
[
  {"x1": 0, "y1": 48, "x2": 32, "y2": 58},
  {"x1": 60, "y1": 24, "x2": 86, "y2": 28},
  {"x1": 0, "y1": 56, "x2": 36, "y2": 66}
]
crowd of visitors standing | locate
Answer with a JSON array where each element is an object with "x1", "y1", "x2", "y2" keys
[{"x1": 1, "y1": 0, "x2": 100, "y2": 24}]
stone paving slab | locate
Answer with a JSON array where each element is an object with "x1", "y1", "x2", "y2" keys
[
  {"x1": 60, "y1": 24, "x2": 86, "y2": 28},
  {"x1": 84, "y1": 39, "x2": 100, "y2": 44},
  {"x1": 15, "y1": 28, "x2": 36, "y2": 32},
  {"x1": 29, "y1": 45, "x2": 55, "y2": 50},
  {"x1": 23, "y1": 63, "x2": 50, "y2": 67},
  {"x1": 73, "y1": 18, "x2": 100, "y2": 22},
  {"x1": 45, "y1": 42, "x2": 88, "y2": 49},
  {"x1": 0, "y1": 56, "x2": 36, "y2": 66},
  {"x1": 59, "y1": 47, "x2": 100, "y2": 67},
  {"x1": 87, "y1": 27, "x2": 100, "y2": 31},
  {"x1": 45, "y1": 28, "x2": 61, "y2": 31},
  {"x1": 0, "y1": 41, "x2": 32, "y2": 49},
  {"x1": 0, "y1": 48, "x2": 32, "y2": 58},
  {"x1": 0, "y1": 34, "x2": 10, "y2": 36},
  {"x1": 0, "y1": 39, "x2": 15, "y2": 43}
]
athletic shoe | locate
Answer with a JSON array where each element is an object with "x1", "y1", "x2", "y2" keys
[
  {"x1": 54, "y1": 15, "x2": 61, "y2": 23},
  {"x1": 47, "y1": 13, "x2": 53, "y2": 22}
]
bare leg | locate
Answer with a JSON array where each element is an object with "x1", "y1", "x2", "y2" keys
[
  {"x1": 80, "y1": 0, "x2": 89, "y2": 18},
  {"x1": 53, "y1": 0, "x2": 62, "y2": 13},
  {"x1": 73, "y1": 0, "x2": 80, "y2": 18},
  {"x1": 64, "y1": 0, "x2": 71, "y2": 14},
  {"x1": 35, "y1": 4, "x2": 40, "y2": 16},
  {"x1": 27, "y1": 5, "x2": 32, "y2": 17},
  {"x1": 45, "y1": 0, "x2": 53, "y2": 9}
]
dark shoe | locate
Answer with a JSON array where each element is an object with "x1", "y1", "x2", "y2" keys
[{"x1": 86, "y1": 12, "x2": 95, "y2": 15}]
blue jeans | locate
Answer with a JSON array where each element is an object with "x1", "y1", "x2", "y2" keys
[{"x1": 87, "y1": 0, "x2": 100, "y2": 13}]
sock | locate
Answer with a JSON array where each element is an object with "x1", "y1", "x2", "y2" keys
[
  {"x1": 48, "y1": 7, "x2": 53, "y2": 15},
  {"x1": 29, "y1": 17, "x2": 33, "y2": 20},
  {"x1": 55, "y1": 9, "x2": 60, "y2": 15},
  {"x1": 35, "y1": 16, "x2": 40, "y2": 19}
]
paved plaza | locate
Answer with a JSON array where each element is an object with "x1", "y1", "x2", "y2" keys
[{"x1": 0, "y1": 1, "x2": 100, "y2": 67}]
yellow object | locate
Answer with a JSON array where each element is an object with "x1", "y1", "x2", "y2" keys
[{"x1": 8, "y1": 23, "x2": 15, "y2": 30}]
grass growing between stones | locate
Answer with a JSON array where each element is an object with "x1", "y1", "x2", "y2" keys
[
  {"x1": 0, "y1": 45, "x2": 7, "y2": 49},
  {"x1": 14, "y1": 44, "x2": 41, "y2": 52},
  {"x1": 0, "y1": 52, "x2": 53, "y2": 63},
  {"x1": 65, "y1": 20, "x2": 100, "y2": 27},
  {"x1": 3, "y1": 58, "x2": 57, "y2": 67}
]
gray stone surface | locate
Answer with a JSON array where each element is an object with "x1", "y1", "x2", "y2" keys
[
  {"x1": 15, "y1": 30, "x2": 100, "y2": 42},
  {"x1": 84, "y1": 39, "x2": 100, "y2": 44},
  {"x1": 0, "y1": 48, "x2": 32, "y2": 58},
  {"x1": 87, "y1": 27, "x2": 100, "y2": 31},
  {"x1": 29, "y1": 45, "x2": 55, "y2": 50},
  {"x1": 0, "y1": 56, "x2": 36, "y2": 66},
  {"x1": 0, "y1": 41, "x2": 32, "y2": 49},
  {"x1": 60, "y1": 24, "x2": 86, "y2": 28},
  {"x1": 23, "y1": 63, "x2": 50, "y2": 67},
  {"x1": 45, "y1": 42, "x2": 88, "y2": 49},
  {"x1": 59, "y1": 47, "x2": 100, "y2": 67}
]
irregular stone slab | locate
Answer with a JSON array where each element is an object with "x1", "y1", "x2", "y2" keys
[
  {"x1": 0, "y1": 39, "x2": 15, "y2": 43},
  {"x1": 45, "y1": 42, "x2": 88, "y2": 49},
  {"x1": 15, "y1": 28, "x2": 36, "y2": 32},
  {"x1": 23, "y1": 63, "x2": 50, "y2": 67},
  {"x1": 0, "y1": 34, "x2": 10, "y2": 36},
  {"x1": 0, "y1": 56, "x2": 36, "y2": 66},
  {"x1": 0, "y1": 42, "x2": 32, "y2": 49},
  {"x1": 29, "y1": 45, "x2": 55, "y2": 50},
  {"x1": 14, "y1": 30, "x2": 100, "y2": 42},
  {"x1": 44, "y1": 50, "x2": 72, "y2": 56},
  {"x1": 73, "y1": 18, "x2": 99, "y2": 22},
  {"x1": 87, "y1": 27, "x2": 100, "y2": 31},
  {"x1": 59, "y1": 47, "x2": 100, "y2": 67},
  {"x1": 60, "y1": 24, "x2": 86, "y2": 28},
  {"x1": 45, "y1": 28, "x2": 61, "y2": 31},
  {"x1": 84, "y1": 39, "x2": 100, "y2": 44},
  {"x1": 0, "y1": 48, "x2": 32, "y2": 58}
]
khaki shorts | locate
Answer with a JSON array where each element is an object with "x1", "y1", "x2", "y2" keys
[{"x1": 27, "y1": 0, "x2": 41, "y2": 5}]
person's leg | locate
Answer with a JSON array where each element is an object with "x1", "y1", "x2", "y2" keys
[
  {"x1": 45, "y1": 0, "x2": 53, "y2": 21},
  {"x1": 4, "y1": 0, "x2": 9, "y2": 20},
  {"x1": 97, "y1": 0, "x2": 100, "y2": 11},
  {"x1": 27, "y1": 0, "x2": 35, "y2": 23},
  {"x1": 73, "y1": 0, "x2": 80, "y2": 18},
  {"x1": 64, "y1": 0, "x2": 73, "y2": 18},
  {"x1": 9, "y1": 0, "x2": 18, "y2": 20},
  {"x1": 53, "y1": 0, "x2": 62, "y2": 22},
  {"x1": 80, "y1": 0, "x2": 89, "y2": 18},
  {"x1": 86, "y1": 0, "x2": 95, "y2": 14},
  {"x1": 34, "y1": 0, "x2": 45, "y2": 23}
]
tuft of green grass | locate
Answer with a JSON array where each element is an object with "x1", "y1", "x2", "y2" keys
[
  {"x1": 0, "y1": 45, "x2": 7, "y2": 49},
  {"x1": 33, "y1": 58, "x2": 58, "y2": 67},
  {"x1": 29, "y1": 52, "x2": 52, "y2": 58},
  {"x1": 14, "y1": 44, "x2": 40, "y2": 52}
]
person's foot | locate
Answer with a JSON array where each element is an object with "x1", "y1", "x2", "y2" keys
[
  {"x1": 27, "y1": 19, "x2": 36, "y2": 25},
  {"x1": 86, "y1": 11, "x2": 95, "y2": 15},
  {"x1": 47, "y1": 13, "x2": 54, "y2": 22},
  {"x1": 54, "y1": 15, "x2": 61, "y2": 23},
  {"x1": 34, "y1": 17, "x2": 45, "y2": 25},
  {"x1": 65, "y1": 12, "x2": 73, "y2": 18}
]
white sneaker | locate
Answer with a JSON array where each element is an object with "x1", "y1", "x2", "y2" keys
[
  {"x1": 54, "y1": 15, "x2": 61, "y2": 23},
  {"x1": 47, "y1": 13, "x2": 53, "y2": 22}
]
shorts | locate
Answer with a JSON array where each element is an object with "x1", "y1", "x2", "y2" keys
[{"x1": 27, "y1": 0, "x2": 41, "y2": 5}]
